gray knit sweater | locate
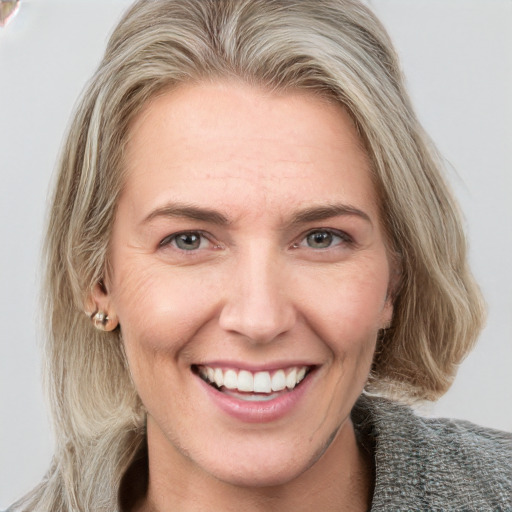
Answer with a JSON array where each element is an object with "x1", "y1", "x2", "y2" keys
[
  {"x1": 5, "y1": 396, "x2": 510, "y2": 511},
  {"x1": 352, "y1": 395, "x2": 512, "y2": 511}
]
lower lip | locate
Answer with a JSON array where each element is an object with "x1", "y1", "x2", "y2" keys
[{"x1": 197, "y1": 371, "x2": 315, "y2": 423}]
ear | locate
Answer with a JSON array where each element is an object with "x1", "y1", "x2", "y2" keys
[
  {"x1": 379, "y1": 296, "x2": 393, "y2": 330},
  {"x1": 85, "y1": 280, "x2": 119, "y2": 332},
  {"x1": 380, "y1": 254, "x2": 401, "y2": 329}
]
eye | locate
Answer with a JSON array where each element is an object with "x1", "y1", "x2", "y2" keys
[
  {"x1": 296, "y1": 229, "x2": 352, "y2": 249},
  {"x1": 159, "y1": 231, "x2": 210, "y2": 251},
  {"x1": 306, "y1": 231, "x2": 335, "y2": 249}
]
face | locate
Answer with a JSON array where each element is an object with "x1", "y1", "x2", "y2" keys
[{"x1": 97, "y1": 82, "x2": 393, "y2": 488}]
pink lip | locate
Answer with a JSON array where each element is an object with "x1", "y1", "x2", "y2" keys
[{"x1": 195, "y1": 368, "x2": 316, "y2": 423}]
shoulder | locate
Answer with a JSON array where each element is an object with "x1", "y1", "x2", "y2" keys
[{"x1": 353, "y1": 394, "x2": 512, "y2": 511}]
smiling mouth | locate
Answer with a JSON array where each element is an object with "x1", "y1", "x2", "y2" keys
[{"x1": 193, "y1": 365, "x2": 313, "y2": 402}]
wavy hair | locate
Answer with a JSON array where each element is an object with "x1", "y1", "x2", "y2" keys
[{"x1": 14, "y1": 0, "x2": 485, "y2": 509}]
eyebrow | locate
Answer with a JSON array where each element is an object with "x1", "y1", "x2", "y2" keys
[
  {"x1": 142, "y1": 203, "x2": 230, "y2": 226},
  {"x1": 287, "y1": 203, "x2": 372, "y2": 227},
  {"x1": 142, "y1": 201, "x2": 371, "y2": 228}
]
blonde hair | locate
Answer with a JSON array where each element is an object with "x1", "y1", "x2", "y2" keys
[{"x1": 15, "y1": 0, "x2": 485, "y2": 509}]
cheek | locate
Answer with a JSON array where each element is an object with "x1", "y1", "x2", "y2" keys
[
  {"x1": 111, "y1": 258, "x2": 221, "y2": 356},
  {"x1": 296, "y1": 260, "x2": 390, "y2": 350}
]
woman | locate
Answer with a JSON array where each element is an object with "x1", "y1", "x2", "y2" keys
[{"x1": 9, "y1": 0, "x2": 511, "y2": 510}]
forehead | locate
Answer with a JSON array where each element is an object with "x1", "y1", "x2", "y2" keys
[{"x1": 121, "y1": 81, "x2": 380, "y2": 223}]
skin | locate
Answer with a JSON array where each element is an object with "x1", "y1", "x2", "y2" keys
[{"x1": 92, "y1": 82, "x2": 394, "y2": 511}]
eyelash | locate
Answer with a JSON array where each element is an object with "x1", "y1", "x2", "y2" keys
[
  {"x1": 292, "y1": 228, "x2": 354, "y2": 250},
  {"x1": 159, "y1": 231, "x2": 217, "y2": 252},
  {"x1": 158, "y1": 228, "x2": 354, "y2": 253}
]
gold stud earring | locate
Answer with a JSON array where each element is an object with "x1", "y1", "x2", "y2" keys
[{"x1": 91, "y1": 311, "x2": 117, "y2": 331}]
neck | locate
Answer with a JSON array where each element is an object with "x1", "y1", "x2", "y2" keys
[{"x1": 134, "y1": 419, "x2": 373, "y2": 512}]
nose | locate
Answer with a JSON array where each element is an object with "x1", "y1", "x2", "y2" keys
[{"x1": 218, "y1": 244, "x2": 296, "y2": 344}]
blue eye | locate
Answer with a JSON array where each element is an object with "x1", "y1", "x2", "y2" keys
[{"x1": 160, "y1": 231, "x2": 208, "y2": 251}]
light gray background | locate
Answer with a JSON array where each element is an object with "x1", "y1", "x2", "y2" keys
[{"x1": 1, "y1": 0, "x2": 511, "y2": 507}]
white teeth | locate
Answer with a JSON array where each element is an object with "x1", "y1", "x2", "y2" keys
[
  {"x1": 253, "y1": 371, "x2": 272, "y2": 393},
  {"x1": 214, "y1": 368, "x2": 224, "y2": 388},
  {"x1": 238, "y1": 370, "x2": 253, "y2": 392},
  {"x1": 198, "y1": 365, "x2": 310, "y2": 394},
  {"x1": 223, "y1": 390, "x2": 281, "y2": 402},
  {"x1": 286, "y1": 368, "x2": 297, "y2": 389},
  {"x1": 223, "y1": 369, "x2": 238, "y2": 390},
  {"x1": 271, "y1": 370, "x2": 286, "y2": 392}
]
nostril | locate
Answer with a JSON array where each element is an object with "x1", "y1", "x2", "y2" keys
[{"x1": 218, "y1": 303, "x2": 296, "y2": 344}]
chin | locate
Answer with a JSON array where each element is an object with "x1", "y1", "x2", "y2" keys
[
  {"x1": 210, "y1": 456, "x2": 311, "y2": 489},
  {"x1": 195, "y1": 428, "x2": 336, "y2": 490}
]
